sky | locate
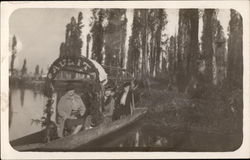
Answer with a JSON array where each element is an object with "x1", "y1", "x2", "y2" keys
[
  {"x1": 164, "y1": 9, "x2": 179, "y2": 37},
  {"x1": 10, "y1": 8, "x2": 230, "y2": 74},
  {"x1": 10, "y1": 8, "x2": 82, "y2": 73}
]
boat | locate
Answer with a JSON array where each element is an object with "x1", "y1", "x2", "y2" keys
[
  {"x1": 11, "y1": 108, "x2": 147, "y2": 151},
  {"x1": 10, "y1": 55, "x2": 147, "y2": 151}
]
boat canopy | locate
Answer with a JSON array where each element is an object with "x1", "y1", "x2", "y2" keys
[{"x1": 88, "y1": 58, "x2": 108, "y2": 85}]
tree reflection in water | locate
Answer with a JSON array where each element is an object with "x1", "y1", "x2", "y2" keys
[
  {"x1": 114, "y1": 124, "x2": 172, "y2": 148},
  {"x1": 9, "y1": 89, "x2": 13, "y2": 128},
  {"x1": 20, "y1": 88, "x2": 25, "y2": 107},
  {"x1": 33, "y1": 90, "x2": 38, "y2": 100}
]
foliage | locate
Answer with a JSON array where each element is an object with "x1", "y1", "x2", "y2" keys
[
  {"x1": 10, "y1": 35, "x2": 17, "y2": 76},
  {"x1": 127, "y1": 9, "x2": 167, "y2": 79},
  {"x1": 60, "y1": 12, "x2": 83, "y2": 58},
  {"x1": 91, "y1": 9, "x2": 106, "y2": 64},
  {"x1": 104, "y1": 9, "x2": 127, "y2": 69}
]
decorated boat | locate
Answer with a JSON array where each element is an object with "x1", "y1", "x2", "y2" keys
[{"x1": 10, "y1": 55, "x2": 147, "y2": 151}]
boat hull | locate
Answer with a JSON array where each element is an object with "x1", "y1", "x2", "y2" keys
[{"x1": 11, "y1": 108, "x2": 147, "y2": 151}]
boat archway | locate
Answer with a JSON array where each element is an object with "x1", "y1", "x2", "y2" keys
[{"x1": 44, "y1": 56, "x2": 100, "y2": 98}]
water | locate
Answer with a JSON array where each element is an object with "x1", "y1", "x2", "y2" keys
[
  {"x1": 77, "y1": 116, "x2": 241, "y2": 152},
  {"x1": 9, "y1": 88, "x2": 57, "y2": 141}
]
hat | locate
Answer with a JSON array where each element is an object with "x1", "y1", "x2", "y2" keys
[
  {"x1": 66, "y1": 83, "x2": 75, "y2": 91},
  {"x1": 105, "y1": 85, "x2": 112, "y2": 90},
  {"x1": 123, "y1": 81, "x2": 131, "y2": 88}
]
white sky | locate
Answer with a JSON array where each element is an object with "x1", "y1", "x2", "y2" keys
[
  {"x1": 164, "y1": 9, "x2": 179, "y2": 37},
  {"x1": 217, "y1": 9, "x2": 231, "y2": 39},
  {"x1": 81, "y1": 9, "x2": 93, "y2": 57},
  {"x1": 198, "y1": 9, "x2": 204, "y2": 44},
  {"x1": 10, "y1": 9, "x2": 82, "y2": 72},
  {"x1": 124, "y1": 9, "x2": 134, "y2": 69}
]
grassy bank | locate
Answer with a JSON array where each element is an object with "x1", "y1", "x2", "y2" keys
[{"x1": 136, "y1": 81, "x2": 243, "y2": 150}]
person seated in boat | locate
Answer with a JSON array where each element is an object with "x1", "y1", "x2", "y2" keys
[
  {"x1": 57, "y1": 84, "x2": 86, "y2": 137},
  {"x1": 103, "y1": 85, "x2": 115, "y2": 121},
  {"x1": 112, "y1": 82, "x2": 133, "y2": 120}
]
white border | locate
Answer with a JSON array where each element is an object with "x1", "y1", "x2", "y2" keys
[{"x1": 1, "y1": 1, "x2": 250, "y2": 159}]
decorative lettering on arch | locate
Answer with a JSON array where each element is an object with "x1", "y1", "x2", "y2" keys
[{"x1": 47, "y1": 57, "x2": 95, "y2": 80}]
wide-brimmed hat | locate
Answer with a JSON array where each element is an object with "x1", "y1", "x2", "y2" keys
[{"x1": 105, "y1": 83, "x2": 114, "y2": 90}]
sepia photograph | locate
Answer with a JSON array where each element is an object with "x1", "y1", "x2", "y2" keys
[{"x1": 1, "y1": 1, "x2": 250, "y2": 159}]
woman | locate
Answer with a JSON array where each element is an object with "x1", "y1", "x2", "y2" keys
[{"x1": 57, "y1": 84, "x2": 86, "y2": 137}]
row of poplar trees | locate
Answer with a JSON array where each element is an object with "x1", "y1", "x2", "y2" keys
[{"x1": 59, "y1": 9, "x2": 243, "y2": 91}]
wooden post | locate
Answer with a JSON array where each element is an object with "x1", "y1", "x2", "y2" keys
[{"x1": 131, "y1": 91, "x2": 135, "y2": 115}]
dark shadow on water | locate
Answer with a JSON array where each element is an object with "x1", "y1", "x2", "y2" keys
[{"x1": 74, "y1": 116, "x2": 242, "y2": 152}]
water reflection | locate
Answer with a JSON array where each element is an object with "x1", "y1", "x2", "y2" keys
[
  {"x1": 9, "y1": 89, "x2": 13, "y2": 127},
  {"x1": 115, "y1": 126, "x2": 170, "y2": 148},
  {"x1": 33, "y1": 90, "x2": 38, "y2": 100},
  {"x1": 9, "y1": 88, "x2": 46, "y2": 141},
  {"x1": 20, "y1": 88, "x2": 25, "y2": 107}
]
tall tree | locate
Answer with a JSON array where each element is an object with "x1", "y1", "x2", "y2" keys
[
  {"x1": 127, "y1": 9, "x2": 168, "y2": 79},
  {"x1": 21, "y1": 59, "x2": 27, "y2": 77},
  {"x1": 177, "y1": 9, "x2": 199, "y2": 92},
  {"x1": 35, "y1": 65, "x2": 40, "y2": 76},
  {"x1": 127, "y1": 9, "x2": 143, "y2": 77},
  {"x1": 189, "y1": 9, "x2": 199, "y2": 79},
  {"x1": 91, "y1": 9, "x2": 105, "y2": 64},
  {"x1": 58, "y1": 12, "x2": 84, "y2": 79},
  {"x1": 227, "y1": 9, "x2": 243, "y2": 88},
  {"x1": 201, "y1": 9, "x2": 217, "y2": 84},
  {"x1": 140, "y1": 9, "x2": 149, "y2": 78},
  {"x1": 104, "y1": 9, "x2": 127, "y2": 69},
  {"x1": 148, "y1": 9, "x2": 157, "y2": 77},
  {"x1": 154, "y1": 9, "x2": 166, "y2": 76},
  {"x1": 60, "y1": 12, "x2": 83, "y2": 58},
  {"x1": 168, "y1": 36, "x2": 176, "y2": 75},
  {"x1": 214, "y1": 22, "x2": 227, "y2": 86},
  {"x1": 10, "y1": 35, "x2": 17, "y2": 76},
  {"x1": 40, "y1": 68, "x2": 44, "y2": 75}
]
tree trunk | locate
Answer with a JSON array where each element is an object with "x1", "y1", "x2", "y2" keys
[
  {"x1": 227, "y1": 9, "x2": 243, "y2": 89},
  {"x1": 202, "y1": 9, "x2": 216, "y2": 84}
]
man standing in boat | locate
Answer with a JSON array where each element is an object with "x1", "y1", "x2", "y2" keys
[
  {"x1": 57, "y1": 84, "x2": 86, "y2": 137},
  {"x1": 113, "y1": 82, "x2": 134, "y2": 120}
]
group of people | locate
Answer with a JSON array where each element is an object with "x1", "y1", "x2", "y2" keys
[{"x1": 56, "y1": 80, "x2": 139, "y2": 138}]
